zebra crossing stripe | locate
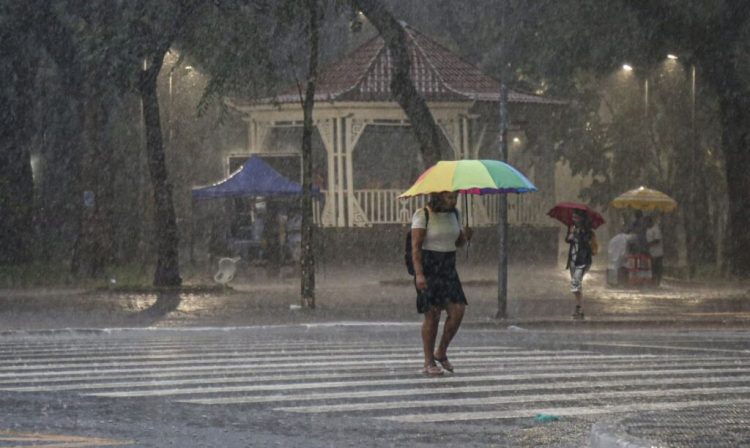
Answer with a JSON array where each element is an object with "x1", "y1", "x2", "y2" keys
[
  {"x1": 378, "y1": 398, "x2": 750, "y2": 423},
  {"x1": 0, "y1": 352, "x2": 645, "y2": 374},
  {"x1": 0, "y1": 345, "x2": 516, "y2": 358},
  {"x1": 582, "y1": 342, "x2": 750, "y2": 354},
  {"x1": 0, "y1": 353, "x2": 619, "y2": 380},
  {"x1": 183, "y1": 373, "x2": 750, "y2": 405},
  {"x1": 0, "y1": 357, "x2": 744, "y2": 388},
  {"x1": 0, "y1": 347, "x2": 543, "y2": 366},
  {"x1": 84, "y1": 366, "x2": 750, "y2": 398},
  {"x1": 0, "y1": 340, "x2": 464, "y2": 353},
  {"x1": 3, "y1": 360, "x2": 748, "y2": 393},
  {"x1": 276, "y1": 385, "x2": 750, "y2": 413}
]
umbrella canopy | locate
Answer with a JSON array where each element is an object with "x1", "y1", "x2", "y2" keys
[
  {"x1": 611, "y1": 186, "x2": 677, "y2": 212},
  {"x1": 191, "y1": 155, "x2": 318, "y2": 200},
  {"x1": 547, "y1": 202, "x2": 606, "y2": 229},
  {"x1": 399, "y1": 159, "x2": 537, "y2": 198}
]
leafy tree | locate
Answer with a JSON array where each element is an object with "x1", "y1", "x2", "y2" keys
[{"x1": 622, "y1": 1, "x2": 750, "y2": 275}]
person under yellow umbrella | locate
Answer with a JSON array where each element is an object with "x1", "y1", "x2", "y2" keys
[{"x1": 612, "y1": 186, "x2": 676, "y2": 287}]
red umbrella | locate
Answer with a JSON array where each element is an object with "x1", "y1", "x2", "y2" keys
[{"x1": 547, "y1": 202, "x2": 606, "y2": 229}]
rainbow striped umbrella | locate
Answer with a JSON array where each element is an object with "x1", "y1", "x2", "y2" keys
[{"x1": 399, "y1": 159, "x2": 537, "y2": 198}]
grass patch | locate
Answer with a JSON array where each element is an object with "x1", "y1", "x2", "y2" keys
[
  {"x1": 0, "y1": 262, "x2": 222, "y2": 292},
  {"x1": 0, "y1": 263, "x2": 81, "y2": 288}
]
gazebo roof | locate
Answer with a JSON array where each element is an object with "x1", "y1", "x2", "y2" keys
[{"x1": 232, "y1": 26, "x2": 564, "y2": 107}]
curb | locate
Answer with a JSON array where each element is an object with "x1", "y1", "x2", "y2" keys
[
  {"x1": 463, "y1": 318, "x2": 750, "y2": 330},
  {"x1": 590, "y1": 422, "x2": 657, "y2": 448}
]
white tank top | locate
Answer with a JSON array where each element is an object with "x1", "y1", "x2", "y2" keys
[{"x1": 411, "y1": 208, "x2": 461, "y2": 253}]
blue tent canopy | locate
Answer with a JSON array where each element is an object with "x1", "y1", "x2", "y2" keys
[{"x1": 192, "y1": 155, "x2": 315, "y2": 200}]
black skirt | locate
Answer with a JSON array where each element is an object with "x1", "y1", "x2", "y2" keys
[{"x1": 415, "y1": 250, "x2": 468, "y2": 314}]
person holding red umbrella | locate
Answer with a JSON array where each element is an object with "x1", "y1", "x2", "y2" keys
[
  {"x1": 548, "y1": 202, "x2": 603, "y2": 320},
  {"x1": 566, "y1": 209, "x2": 595, "y2": 320}
]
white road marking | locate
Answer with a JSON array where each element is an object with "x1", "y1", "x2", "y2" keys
[
  {"x1": 3, "y1": 360, "x2": 748, "y2": 392},
  {"x1": 0, "y1": 347, "x2": 538, "y2": 366},
  {"x1": 277, "y1": 385, "x2": 750, "y2": 413},
  {"x1": 85, "y1": 366, "x2": 750, "y2": 398},
  {"x1": 184, "y1": 373, "x2": 750, "y2": 405},
  {"x1": 0, "y1": 352, "x2": 634, "y2": 374},
  {"x1": 379, "y1": 398, "x2": 750, "y2": 423}
]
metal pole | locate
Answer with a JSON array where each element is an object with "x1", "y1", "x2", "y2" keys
[
  {"x1": 496, "y1": 4, "x2": 509, "y2": 319},
  {"x1": 497, "y1": 83, "x2": 509, "y2": 319},
  {"x1": 688, "y1": 64, "x2": 697, "y2": 279}
]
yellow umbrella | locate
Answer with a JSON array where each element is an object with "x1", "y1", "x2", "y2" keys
[{"x1": 611, "y1": 186, "x2": 678, "y2": 212}]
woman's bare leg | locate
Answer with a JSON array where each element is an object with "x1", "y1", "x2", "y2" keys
[
  {"x1": 573, "y1": 291, "x2": 582, "y2": 308},
  {"x1": 421, "y1": 307, "x2": 441, "y2": 366},
  {"x1": 435, "y1": 302, "x2": 465, "y2": 359}
]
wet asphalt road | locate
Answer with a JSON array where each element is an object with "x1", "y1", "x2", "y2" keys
[{"x1": 1, "y1": 324, "x2": 749, "y2": 447}]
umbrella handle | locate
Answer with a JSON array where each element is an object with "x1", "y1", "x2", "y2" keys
[{"x1": 463, "y1": 193, "x2": 470, "y2": 260}]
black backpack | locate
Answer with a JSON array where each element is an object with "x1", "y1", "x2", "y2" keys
[{"x1": 404, "y1": 207, "x2": 459, "y2": 276}]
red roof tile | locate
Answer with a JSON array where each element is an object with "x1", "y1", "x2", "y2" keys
[{"x1": 233, "y1": 26, "x2": 563, "y2": 106}]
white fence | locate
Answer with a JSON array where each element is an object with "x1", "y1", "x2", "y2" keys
[
  {"x1": 479, "y1": 193, "x2": 550, "y2": 226},
  {"x1": 354, "y1": 189, "x2": 426, "y2": 225},
  {"x1": 312, "y1": 189, "x2": 550, "y2": 227}
]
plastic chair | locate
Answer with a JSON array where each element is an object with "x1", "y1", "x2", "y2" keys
[{"x1": 214, "y1": 257, "x2": 241, "y2": 285}]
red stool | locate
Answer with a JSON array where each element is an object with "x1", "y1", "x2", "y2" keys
[{"x1": 626, "y1": 254, "x2": 652, "y2": 286}]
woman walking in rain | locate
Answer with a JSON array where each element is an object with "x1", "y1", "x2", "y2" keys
[
  {"x1": 566, "y1": 209, "x2": 594, "y2": 320},
  {"x1": 411, "y1": 191, "x2": 472, "y2": 376}
]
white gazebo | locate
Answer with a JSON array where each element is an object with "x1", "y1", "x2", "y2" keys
[{"x1": 226, "y1": 26, "x2": 565, "y2": 230}]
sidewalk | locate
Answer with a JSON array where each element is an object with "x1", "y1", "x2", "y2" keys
[{"x1": 0, "y1": 262, "x2": 747, "y2": 331}]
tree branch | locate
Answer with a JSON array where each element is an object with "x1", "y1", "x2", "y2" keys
[{"x1": 350, "y1": 0, "x2": 447, "y2": 166}]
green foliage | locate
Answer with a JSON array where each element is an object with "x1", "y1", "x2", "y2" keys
[{"x1": 0, "y1": 263, "x2": 80, "y2": 288}]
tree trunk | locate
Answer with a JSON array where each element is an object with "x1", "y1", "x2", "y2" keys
[
  {"x1": 72, "y1": 92, "x2": 116, "y2": 277},
  {"x1": 718, "y1": 92, "x2": 750, "y2": 276},
  {"x1": 140, "y1": 56, "x2": 182, "y2": 287},
  {"x1": 496, "y1": 84, "x2": 509, "y2": 319},
  {"x1": 701, "y1": 46, "x2": 750, "y2": 277},
  {"x1": 300, "y1": 0, "x2": 319, "y2": 308},
  {"x1": 351, "y1": 0, "x2": 447, "y2": 166},
  {"x1": 0, "y1": 41, "x2": 36, "y2": 264}
]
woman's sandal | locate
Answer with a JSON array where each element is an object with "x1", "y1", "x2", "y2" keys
[
  {"x1": 422, "y1": 363, "x2": 444, "y2": 376},
  {"x1": 434, "y1": 355, "x2": 454, "y2": 373}
]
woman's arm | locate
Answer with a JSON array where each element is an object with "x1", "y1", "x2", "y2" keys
[
  {"x1": 456, "y1": 227, "x2": 473, "y2": 247},
  {"x1": 412, "y1": 228, "x2": 427, "y2": 290},
  {"x1": 565, "y1": 226, "x2": 575, "y2": 243}
]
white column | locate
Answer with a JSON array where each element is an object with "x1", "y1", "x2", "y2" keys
[
  {"x1": 247, "y1": 119, "x2": 255, "y2": 151},
  {"x1": 346, "y1": 118, "x2": 370, "y2": 227},
  {"x1": 317, "y1": 119, "x2": 337, "y2": 227},
  {"x1": 336, "y1": 117, "x2": 346, "y2": 227},
  {"x1": 461, "y1": 116, "x2": 470, "y2": 160}
]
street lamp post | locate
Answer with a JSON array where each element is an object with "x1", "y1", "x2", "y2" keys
[{"x1": 621, "y1": 63, "x2": 648, "y2": 118}]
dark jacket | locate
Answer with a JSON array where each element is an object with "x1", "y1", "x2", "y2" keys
[{"x1": 566, "y1": 226, "x2": 593, "y2": 269}]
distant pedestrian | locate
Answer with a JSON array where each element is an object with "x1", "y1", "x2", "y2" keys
[
  {"x1": 411, "y1": 191, "x2": 472, "y2": 376},
  {"x1": 628, "y1": 210, "x2": 648, "y2": 254},
  {"x1": 566, "y1": 209, "x2": 594, "y2": 320},
  {"x1": 645, "y1": 215, "x2": 664, "y2": 286}
]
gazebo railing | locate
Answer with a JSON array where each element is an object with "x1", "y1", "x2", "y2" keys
[
  {"x1": 309, "y1": 189, "x2": 549, "y2": 226},
  {"x1": 479, "y1": 194, "x2": 550, "y2": 226},
  {"x1": 354, "y1": 189, "x2": 425, "y2": 225}
]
